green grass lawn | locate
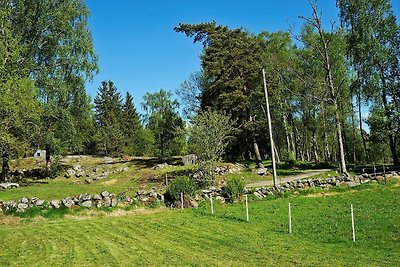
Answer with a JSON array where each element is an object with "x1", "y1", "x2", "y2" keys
[{"x1": 1, "y1": 180, "x2": 399, "y2": 266}]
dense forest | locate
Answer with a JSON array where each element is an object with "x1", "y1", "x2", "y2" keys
[{"x1": 1, "y1": 0, "x2": 399, "y2": 181}]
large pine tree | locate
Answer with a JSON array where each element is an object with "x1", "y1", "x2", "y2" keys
[{"x1": 94, "y1": 80, "x2": 124, "y2": 155}]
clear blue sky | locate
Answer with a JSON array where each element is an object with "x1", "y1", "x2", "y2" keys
[{"x1": 85, "y1": 0, "x2": 400, "y2": 112}]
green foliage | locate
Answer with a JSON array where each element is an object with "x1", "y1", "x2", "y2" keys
[
  {"x1": 176, "y1": 22, "x2": 265, "y2": 159},
  {"x1": 223, "y1": 177, "x2": 244, "y2": 202},
  {"x1": 94, "y1": 80, "x2": 124, "y2": 155},
  {"x1": 189, "y1": 110, "x2": 234, "y2": 162},
  {"x1": 142, "y1": 89, "x2": 186, "y2": 156},
  {"x1": 189, "y1": 110, "x2": 233, "y2": 180},
  {"x1": 164, "y1": 176, "x2": 197, "y2": 203},
  {"x1": 337, "y1": 0, "x2": 400, "y2": 164}
]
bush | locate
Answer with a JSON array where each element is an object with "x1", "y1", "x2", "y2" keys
[
  {"x1": 223, "y1": 177, "x2": 245, "y2": 203},
  {"x1": 164, "y1": 176, "x2": 197, "y2": 204}
]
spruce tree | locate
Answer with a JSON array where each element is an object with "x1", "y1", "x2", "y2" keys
[{"x1": 94, "y1": 80, "x2": 124, "y2": 155}]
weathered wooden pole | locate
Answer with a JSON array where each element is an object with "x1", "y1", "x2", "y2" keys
[{"x1": 262, "y1": 69, "x2": 278, "y2": 186}]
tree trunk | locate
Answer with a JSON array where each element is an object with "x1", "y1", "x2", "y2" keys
[
  {"x1": 322, "y1": 104, "x2": 331, "y2": 162},
  {"x1": 45, "y1": 144, "x2": 51, "y2": 170},
  {"x1": 249, "y1": 116, "x2": 264, "y2": 168},
  {"x1": 310, "y1": 1, "x2": 347, "y2": 173},
  {"x1": 1, "y1": 142, "x2": 10, "y2": 182},
  {"x1": 334, "y1": 99, "x2": 348, "y2": 174},
  {"x1": 351, "y1": 100, "x2": 357, "y2": 164},
  {"x1": 357, "y1": 93, "x2": 369, "y2": 162},
  {"x1": 381, "y1": 90, "x2": 399, "y2": 165},
  {"x1": 313, "y1": 130, "x2": 319, "y2": 162}
]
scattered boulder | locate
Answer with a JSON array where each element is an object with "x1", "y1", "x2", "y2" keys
[
  {"x1": 153, "y1": 163, "x2": 169, "y2": 169},
  {"x1": 254, "y1": 168, "x2": 268, "y2": 176},
  {"x1": 85, "y1": 179, "x2": 92, "y2": 184},
  {"x1": 73, "y1": 165, "x2": 83, "y2": 172},
  {"x1": 190, "y1": 200, "x2": 199, "y2": 208},
  {"x1": 75, "y1": 171, "x2": 85, "y2": 178},
  {"x1": 93, "y1": 166, "x2": 101, "y2": 172},
  {"x1": 65, "y1": 169, "x2": 75, "y2": 178},
  {"x1": 182, "y1": 154, "x2": 198, "y2": 166},
  {"x1": 0, "y1": 183, "x2": 20, "y2": 190}
]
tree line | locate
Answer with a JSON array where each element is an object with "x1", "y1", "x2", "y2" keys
[
  {"x1": 1, "y1": 0, "x2": 399, "y2": 182},
  {"x1": 176, "y1": 0, "x2": 400, "y2": 174}
]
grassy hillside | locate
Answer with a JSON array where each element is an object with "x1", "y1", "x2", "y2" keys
[{"x1": 1, "y1": 180, "x2": 399, "y2": 266}]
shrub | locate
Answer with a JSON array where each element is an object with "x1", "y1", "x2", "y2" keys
[
  {"x1": 223, "y1": 177, "x2": 245, "y2": 203},
  {"x1": 164, "y1": 176, "x2": 197, "y2": 204}
]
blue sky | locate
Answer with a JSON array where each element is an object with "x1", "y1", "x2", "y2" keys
[{"x1": 85, "y1": 0, "x2": 400, "y2": 112}]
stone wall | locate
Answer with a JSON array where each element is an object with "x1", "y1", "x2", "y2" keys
[{"x1": 250, "y1": 171, "x2": 400, "y2": 199}]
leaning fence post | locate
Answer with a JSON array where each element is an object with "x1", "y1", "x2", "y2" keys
[
  {"x1": 245, "y1": 195, "x2": 249, "y2": 222},
  {"x1": 351, "y1": 204, "x2": 356, "y2": 242},
  {"x1": 288, "y1": 203, "x2": 292, "y2": 234}
]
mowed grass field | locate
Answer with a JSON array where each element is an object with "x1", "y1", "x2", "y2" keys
[{"x1": 1, "y1": 180, "x2": 399, "y2": 266}]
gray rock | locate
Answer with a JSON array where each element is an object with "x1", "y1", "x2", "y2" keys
[
  {"x1": 255, "y1": 167, "x2": 268, "y2": 176},
  {"x1": 34, "y1": 199, "x2": 45, "y2": 206},
  {"x1": 81, "y1": 194, "x2": 91, "y2": 201},
  {"x1": 62, "y1": 197, "x2": 74, "y2": 208},
  {"x1": 85, "y1": 179, "x2": 92, "y2": 184},
  {"x1": 17, "y1": 203, "x2": 28, "y2": 211},
  {"x1": 93, "y1": 166, "x2": 101, "y2": 172},
  {"x1": 6, "y1": 200, "x2": 16, "y2": 209},
  {"x1": 101, "y1": 191, "x2": 109, "y2": 198},
  {"x1": 111, "y1": 198, "x2": 118, "y2": 207},
  {"x1": 215, "y1": 196, "x2": 225, "y2": 203},
  {"x1": 103, "y1": 197, "x2": 111, "y2": 207},
  {"x1": 95, "y1": 200, "x2": 103, "y2": 208},
  {"x1": 81, "y1": 200, "x2": 92, "y2": 208},
  {"x1": 182, "y1": 154, "x2": 198, "y2": 166},
  {"x1": 153, "y1": 163, "x2": 169, "y2": 169},
  {"x1": 50, "y1": 199, "x2": 60, "y2": 209},
  {"x1": 73, "y1": 165, "x2": 83, "y2": 172},
  {"x1": 190, "y1": 200, "x2": 199, "y2": 208},
  {"x1": 20, "y1": 197, "x2": 29, "y2": 204},
  {"x1": 75, "y1": 171, "x2": 85, "y2": 178},
  {"x1": 65, "y1": 169, "x2": 75, "y2": 178},
  {"x1": 0, "y1": 182, "x2": 20, "y2": 190},
  {"x1": 93, "y1": 194, "x2": 102, "y2": 201},
  {"x1": 137, "y1": 189, "x2": 146, "y2": 195},
  {"x1": 254, "y1": 191, "x2": 263, "y2": 199}
]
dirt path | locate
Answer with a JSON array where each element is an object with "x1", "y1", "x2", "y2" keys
[{"x1": 246, "y1": 169, "x2": 333, "y2": 188}]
